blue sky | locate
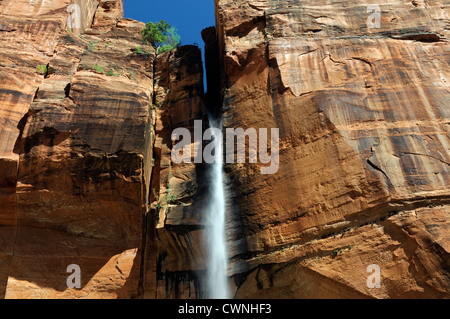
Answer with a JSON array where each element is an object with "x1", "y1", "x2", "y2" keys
[
  {"x1": 124, "y1": 0, "x2": 216, "y2": 47},
  {"x1": 124, "y1": 0, "x2": 216, "y2": 89}
]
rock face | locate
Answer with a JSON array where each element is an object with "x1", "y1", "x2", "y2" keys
[
  {"x1": 214, "y1": 0, "x2": 450, "y2": 298},
  {"x1": 0, "y1": 0, "x2": 207, "y2": 298},
  {"x1": 142, "y1": 46, "x2": 209, "y2": 299},
  {"x1": 0, "y1": 0, "x2": 449, "y2": 299}
]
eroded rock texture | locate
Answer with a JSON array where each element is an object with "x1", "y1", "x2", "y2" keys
[
  {"x1": 0, "y1": 0, "x2": 207, "y2": 298},
  {"x1": 214, "y1": 0, "x2": 450, "y2": 298},
  {"x1": 1, "y1": 0, "x2": 448, "y2": 300},
  {"x1": 142, "y1": 46, "x2": 208, "y2": 299}
]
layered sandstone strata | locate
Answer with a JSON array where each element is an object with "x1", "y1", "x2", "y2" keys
[
  {"x1": 0, "y1": 0, "x2": 448, "y2": 300},
  {"x1": 0, "y1": 0, "x2": 207, "y2": 298},
  {"x1": 214, "y1": 0, "x2": 450, "y2": 298}
]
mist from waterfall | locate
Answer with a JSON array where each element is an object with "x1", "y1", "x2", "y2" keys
[{"x1": 204, "y1": 115, "x2": 229, "y2": 299}]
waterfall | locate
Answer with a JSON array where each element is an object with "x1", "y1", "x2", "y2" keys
[{"x1": 204, "y1": 115, "x2": 229, "y2": 299}]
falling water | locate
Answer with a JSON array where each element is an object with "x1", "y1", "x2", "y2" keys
[{"x1": 204, "y1": 115, "x2": 229, "y2": 299}]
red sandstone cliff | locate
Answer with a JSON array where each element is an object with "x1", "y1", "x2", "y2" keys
[
  {"x1": 0, "y1": 0, "x2": 207, "y2": 298},
  {"x1": 0, "y1": 0, "x2": 448, "y2": 299},
  {"x1": 214, "y1": 0, "x2": 449, "y2": 298}
]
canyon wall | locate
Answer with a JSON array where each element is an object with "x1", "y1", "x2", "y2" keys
[
  {"x1": 0, "y1": 0, "x2": 448, "y2": 299},
  {"x1": 0, "y1": 0, "x2": 208, "y2": 298},
  {"x1": 142, "y1": 45, "x2": 208, "y2": 299},
  {"x1": 214, "y1": 0, "x2": 450, "y2": 298}
]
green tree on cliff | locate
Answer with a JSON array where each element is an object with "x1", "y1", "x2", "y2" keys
[{"x1": 141, "y1": 20, "x2": 181, "y2": 54}]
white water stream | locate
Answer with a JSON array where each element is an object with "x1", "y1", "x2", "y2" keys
[{"x1": 204, "y1": 116, "x2": 229, "y2": 299}]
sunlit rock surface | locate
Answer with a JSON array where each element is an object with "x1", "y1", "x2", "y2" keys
[
  {"x1": 215, "y1": 0, "x2": 450, "y2": 298},
  {"x1": 0, "y1": 0, "x2": 208, "y2": 298},
  {"x1": 0, "y1": 0, "x2": 448, "y2": 299}
]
